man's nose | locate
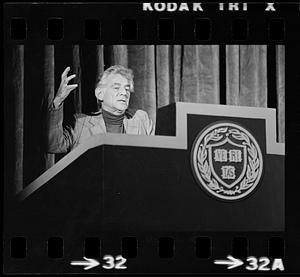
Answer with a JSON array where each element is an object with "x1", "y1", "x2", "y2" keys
[{"x1": 119, "y1": 87, "x2": 128, "y2": 96}]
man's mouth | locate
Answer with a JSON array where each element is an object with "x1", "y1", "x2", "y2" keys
[{"x1": 118, "y1": 99, "x2": 127, "y2": 103}]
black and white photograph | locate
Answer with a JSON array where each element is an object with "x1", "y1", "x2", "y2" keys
[{"x1": 3, "y1": 2, "x2": 299, "y2": 274}]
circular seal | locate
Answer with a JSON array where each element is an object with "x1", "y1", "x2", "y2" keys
[{"x1": 191, "y1": 122, "x2": 263, "y2": 201}]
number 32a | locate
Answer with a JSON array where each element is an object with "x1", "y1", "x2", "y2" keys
[{"x1": 246, "y1": 256, "x2": 284, "y2": 271}]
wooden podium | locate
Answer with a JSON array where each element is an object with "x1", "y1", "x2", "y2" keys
[{"x1": 6, "y1": 102, "x2": 284, "y2": 237}]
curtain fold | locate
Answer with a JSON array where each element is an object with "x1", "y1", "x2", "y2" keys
[
  {"x1": 182, "y1": 45, "x2": 220, "y2": 103},
  {"x1": 79, "y1": 45, "x2": 102, "y2": 113},
  {"x1": 155, "y1": 45, "x2": 184, "y2": 107},
  {"x1": 276, "y1": 45, "x2": 285, "y2": 143},
  {"x1": 12, "y1": 45, "x2": 24, "y2": 194},
  {"x1": 111, "y1": 45, "x2": 128, "y2": 67},
  {"x1": 172, "y1": 45, "x2": 183, "y2": 103},
  {"x1": 226, "y1": 45, "x2": 239, "y2": 105},
  {"x1": 240, "y1": 45, "x2": 267, "y2": 107},
  {"x1": 128, "y1": 45, "x2": 156, "y2": 122},
  {"x1": 96, "y1": 45, "x2": 104, "y2": 110},
  {"x1": 72, "y1": 45, "x2": 82, "y2": 114},
  {"x1": 226, "y1": 45, "x2": 267, "y2": 107},
  {"x1": 156, "y1": 45, "x2": 171, "y2": 108},
  {"x1": 43, "y1": 45, "x2": 55, "y2": 169},
  {"x1": 96, "y1": 45, "x2": 104, "y2": 82}
]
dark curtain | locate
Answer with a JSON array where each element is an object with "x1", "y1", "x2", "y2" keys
[{"x1": 7, "y1": 44, "x2": 285, "y2": 193}]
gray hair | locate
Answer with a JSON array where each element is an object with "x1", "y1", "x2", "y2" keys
[{"x1": 95, "y1": 65, "x2": 134, "y2": 93}]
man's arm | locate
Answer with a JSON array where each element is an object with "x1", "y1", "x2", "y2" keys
[
  {"x1": 45, "y1": 102, "x2": 76, "y2": 153},
  {"x1": 135, "y1": 110, "x2": 155, "y2": 135},
  {"x1": 45, "y1": 67, "x2": 78, "y2": 154}
]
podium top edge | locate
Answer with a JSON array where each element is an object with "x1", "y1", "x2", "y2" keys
[{"x1": 173, "y1": 102, "x2": 276, "y2": 111}]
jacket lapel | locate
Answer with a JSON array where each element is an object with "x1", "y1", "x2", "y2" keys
[
  {"x1": 88, "y1": 114, "x2": 106, "y2": 134},
  {"x1": 124, "y1": 117, "x2": 138, "y2": 134}
]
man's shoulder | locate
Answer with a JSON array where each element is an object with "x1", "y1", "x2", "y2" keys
[
  {"x1": 74, "y1": 113, "x2": 98, "y2": 127},
  {"x1": 131, "y1": 109, "x2": 150, "y2": 121},
  {"x1": 129, "y1": 109, "x2": 154, "y2": 135}
]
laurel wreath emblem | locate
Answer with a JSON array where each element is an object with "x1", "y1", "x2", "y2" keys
[{"x1": 196, "y1": 127, "x2": 261, "y2": 196}]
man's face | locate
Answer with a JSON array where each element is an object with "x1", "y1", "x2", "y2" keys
[{"x1": 99, "y1": 73, "x2": 131, "y2": 115}]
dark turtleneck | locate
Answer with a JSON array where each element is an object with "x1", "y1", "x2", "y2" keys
[{"x1": 102, "y1": 109, "x2": 125, "y2": 134}]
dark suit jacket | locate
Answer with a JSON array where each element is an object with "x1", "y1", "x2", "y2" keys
[{"x1": 46, "y1": 104, "x2": 154, "y2": 154}]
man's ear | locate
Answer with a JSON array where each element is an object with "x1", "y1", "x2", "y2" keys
[{"x1": 95, "y1": 87, "x2": 104, "y2": 101}]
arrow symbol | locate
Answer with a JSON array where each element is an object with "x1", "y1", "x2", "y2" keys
[
  {"x1": 70, "y1": 257, "x2": 100, "y2": 270},
  {"x1": 214, "y1": 255, "x2": 243, "y2": 269}
]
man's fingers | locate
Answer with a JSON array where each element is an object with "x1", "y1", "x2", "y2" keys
[
  {"x1": 66, "y1": 74, "x2": 76, "y2": 83},
  {"x1": 66, "y1": 84, "x2": 78, "y2": 92},
  {"x1": 61, "y1": 66, "x2": 70, "y2": 79}
]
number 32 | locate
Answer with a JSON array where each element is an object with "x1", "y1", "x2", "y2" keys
[
  {"x1": 246, "y1": 256, "x2": 270, "y2": 271},
  {"x1": 102, "y1": 255, "x2": 127, "y2": 269}
]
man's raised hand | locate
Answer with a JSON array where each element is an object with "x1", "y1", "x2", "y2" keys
[{"x1": 53, "y1": 67, "x2": 78, "y2": 109}]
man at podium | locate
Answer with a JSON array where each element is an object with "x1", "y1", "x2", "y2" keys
[{"x1": 46, "y1": 65, "x2": 154, "y2": 154}]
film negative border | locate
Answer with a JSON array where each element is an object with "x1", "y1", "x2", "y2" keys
[
  {"x1": 3, "y1": 1, "x2": 300, "y2": 275},
  {"x1": 4, "y1": 232, "x2": 287, "y2": 273},
  {"x1": 4, "y1": 2, "x2": 300, "y2": 44}
]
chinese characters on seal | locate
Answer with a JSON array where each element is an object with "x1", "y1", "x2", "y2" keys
[{"x1": 191, "y1": 122, "x2": 263, "y2": 201}]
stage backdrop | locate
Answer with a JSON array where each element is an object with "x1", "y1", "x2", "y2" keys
[{"x1": 4, "y1": 44, "x2": 285, "y2": 194}]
